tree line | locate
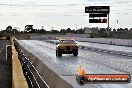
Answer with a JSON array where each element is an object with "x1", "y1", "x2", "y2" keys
[
  {"x1": 0, "y1": 26, "x2": 85, "y2": 34},
  {"x1": 0, "y1": 25, "x2": 132, "y2": 35}
]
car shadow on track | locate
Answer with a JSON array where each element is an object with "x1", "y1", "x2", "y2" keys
[{"x1": 56, "y1": 55, "x2": 79, "y2": 63}]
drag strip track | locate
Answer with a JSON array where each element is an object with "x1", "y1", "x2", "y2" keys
[{"x1": 18, "y1": 40, "x2": 132, "y2": 88}]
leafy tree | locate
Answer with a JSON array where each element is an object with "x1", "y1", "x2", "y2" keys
[
  {"x1": 113, "y1": 28, "x2": 116, "y2": 32},
  {"x1": 6, "y1": 26, "x2": 12, "y2": 33},
  {"x1": 117, "y1": 28, "x2": 123, "y2": 31},
  {"x1": 39, "y1": 29, "x2": 47, "y2": 33},
  {"x1": 66, "y1": 28, "x2": 72, "y2": 33},
  {"x1": 77, "y1": 28, "x2": 84, "y2": 34},
  {"x1": 60, "y1": 29, "x2": 65, "y2": 34},
  {"x1": 12, "y1": 29, "x2": 19, "y2": 33},
  {"x1": 50, "y1": 30, "x2": 59, "y2": 33}
]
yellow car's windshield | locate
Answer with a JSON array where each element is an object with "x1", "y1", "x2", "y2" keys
[{"x1": 59, "y1": 40, "x2": 75, "y2": 44}]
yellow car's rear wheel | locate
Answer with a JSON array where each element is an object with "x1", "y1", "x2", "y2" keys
[
  {"x1": 56, "y1": 50, "x2": 62, "y2": 56},
  {"x1": 56, "y1": 50, "x2": 58, "y2": 56},
  {"x1": 73, "y1": 51, "x2": 78, "y2": 56}
]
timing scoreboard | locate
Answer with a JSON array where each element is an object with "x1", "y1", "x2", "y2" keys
[{"x1": 85, "y1": 6, "x2": 110, "y2": 23}]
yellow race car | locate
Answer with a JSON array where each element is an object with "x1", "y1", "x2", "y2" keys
[{"x1": 56, "y1": 39, "x2": 78, "y2": 56}]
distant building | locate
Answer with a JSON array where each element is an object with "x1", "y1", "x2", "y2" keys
[
  {"x1": 24, "y1": 25, "x2": 33, "y2": 32},
  {"x1": 84, "y1": 27, "x2": 99, "y2": 38}
]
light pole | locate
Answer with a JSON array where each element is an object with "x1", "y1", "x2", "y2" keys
[
  {"x1": 75, "y1": 24, "x2": 77, "y2": 30},
  {"x1": 75, "y1": 24, "x2": 79, "y2": 33}
]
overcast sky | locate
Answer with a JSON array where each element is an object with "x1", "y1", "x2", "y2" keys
[{"x1": 0, "y1": 0, "x2": 132, "y2": 31}]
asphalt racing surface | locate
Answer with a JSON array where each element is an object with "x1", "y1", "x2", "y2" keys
[{"x1": 18, "y1": 40, "x2": 132, "y2": 88}]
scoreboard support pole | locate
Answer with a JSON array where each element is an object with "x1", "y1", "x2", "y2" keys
[{"x1": 108, "y1": 13, "x2": 109, "y2": 37}]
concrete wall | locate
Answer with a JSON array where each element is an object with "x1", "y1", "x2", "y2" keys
[
  {"x1": 112, "y1": 31, "x2": 132, "y2": 39},
  {"x1": 30, "y1": 34, "x2": 90, "y2": 40},
  {"x1": 30, "y1": 34, "x2": 57, "y2": 40},
  {"x1": 11, "y1": 34, "x2": 132, "y2": 47},
  {"x1": 76, "y1": 38, "x2": 132, "y2": 47},
  {"x1": 11, "y1": 34, "x2": 30, "y2": 40}
]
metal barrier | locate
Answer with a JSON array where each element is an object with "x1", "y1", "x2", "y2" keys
[{"x1": 13, "y1": 38, "x2": 49, "y2": 88}]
